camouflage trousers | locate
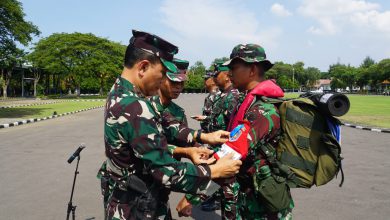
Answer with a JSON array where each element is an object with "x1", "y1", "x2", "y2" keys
[
  {"x1": 105, "y1": 188, "x2": 172, "y2": 220},
  {"x1": 220, "y1": 177, "x2": 240, "y2": 220},
  {"x1": 238, "y1": 191, "x2": 294, "y2": 220}
]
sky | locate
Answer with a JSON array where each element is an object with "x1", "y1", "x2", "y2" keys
[{"x1": 19, "y1": 0, "x2": 390, "y2": 71}]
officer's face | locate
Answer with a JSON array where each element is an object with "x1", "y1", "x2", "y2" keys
[
  {"x1": 139, "y1": 61, "x2": 165, "y2": 96},
  {"x1": 204, "y1": 78, "x2": 217, "y2": 93},
  {"x1": 160, "y1": 75, "x2": 184, "y2": 100},
  {"x1": 229, "y1": 61, "x2": 252, "y2": 91},
  {"x1": 213, "y1": 71, "x2": 229, "y2": 89}
]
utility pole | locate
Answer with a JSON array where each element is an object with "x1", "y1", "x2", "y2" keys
[{"x1": 292, "y1": 66, "x2": 295, "y2": 92}]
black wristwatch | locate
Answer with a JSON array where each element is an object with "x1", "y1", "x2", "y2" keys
[{"x1": 196, "y1": 129, "x2": 202, "y2": 143}]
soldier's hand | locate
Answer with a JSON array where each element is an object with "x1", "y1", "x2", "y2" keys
[
  {"x1": 191, "y1": 115, "x2": 206, "y2": 121},
  {"x1": 210, "y1": 153, "x2": 242, "y2": 179},
  {"x1": 176, "y1": 196, "x2": 193, "y2": 217},
  {"x1": 201, "y1": 130, "x2": 230, "y2": 145},
  {"x1": 186, "y1": 147, "x2": 214, "y2": 165}
]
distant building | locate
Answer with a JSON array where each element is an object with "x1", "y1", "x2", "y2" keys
[
  {"x1": 313, "y1": 79, "x2": 332, "y2": 91},
  {"x1": 379, "y1": 80, "x2": 390, "y2": 95}
]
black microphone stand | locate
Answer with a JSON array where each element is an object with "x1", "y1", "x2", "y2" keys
[{"x1": 66, "y1": 155, "x2": 81, "y2": 220}]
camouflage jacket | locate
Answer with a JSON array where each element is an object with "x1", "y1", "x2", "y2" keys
[
  {"x1": 200, "y1": 90, "x2": 221, "y2": 132},
  {"x1": 103, "y1": 77, "x2": 215, "y2": 197},
  {"x1": 208, "y1": 85, "x2": 240, "y2": 132},
  {"x1": 149, "y1": 95, "x2": 196, "y2": 150}
]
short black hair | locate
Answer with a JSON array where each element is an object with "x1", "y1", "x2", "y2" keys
[{"x1": 124, "y1": 45, "x2": 160, "y2": 68}]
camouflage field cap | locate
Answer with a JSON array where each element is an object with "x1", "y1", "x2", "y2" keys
[
  {"x1": 130, "y1": 30, "x2": 179, "y2": 73},
  {"x1": 166, "y1": 58, "x2": 189, "y2": 82},
  {"x1": 214, "y1": 61, "x2": 230, "y2": 73},
  {"x1": 213, "y1": 61, "x2": 229, "y2": 77},
  {"x1": 223, "y1": 44, "x2": 274, "y2": 72}
]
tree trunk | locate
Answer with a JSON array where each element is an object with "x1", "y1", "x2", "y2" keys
[
  {"x1": 100, "y1": 76, "x2": 104, "y2": 96},
  {"x1": 2, "y1": 69, "x2": 12, "y2": 99},
  {"x1": 76, "y1": 84, "x2": 81, "y2": 96},
  {"x1": 53, "y1": 74, "x2": 57, "y2": 94},
  {"x1": 33, "y1": 69, "x2": 41, "y2": 97},
  {"x1": 2, "y1": 84, "x2": 6, "y2": 99},
  {"x1": 34, "y1": 81, "x2": 37, "y2": 97},
  {"x1": 1, "y1": 69, "x2": 5, "y2": 99}
]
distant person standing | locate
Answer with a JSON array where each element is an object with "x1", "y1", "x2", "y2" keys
[{"x1": 196, "y1": 71, "x2": 221, "y2": 133}]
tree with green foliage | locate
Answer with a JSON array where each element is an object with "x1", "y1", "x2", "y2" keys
[
  {"x1": 360, "y1": 56, "x2": 375, "y2": 68},
  {"x1": 81, "y1": 40, "x2": 125, "y2": 95},
  {"x1": 329, "y1": 64, "x2": 357, "y2": 91},
  {"x1": 305, "y1": 67, "x2": 321, "y2": 88},
  {"x1": 185, "y1": 61, "x2": 206, "y2": 90},
  {"x1": 0, "y1": 0, "x2": 40, "y2": 98},
  {"x1": 377, "y1": 59, "x2": 390, "y2": 83},
  {"x1": 356, "y1": 57, "x2": 376, "y2": 91},
  {"x1": 266, "y1": 62, "x2": 292, "y2": 81},
  {"x1": 28, "y1": 32, "x2": 125, "y2": 96},
  {"x1": 292, "y1": 61, "x2": 305, "y2": 88},
  {"x1": 266, "y1": 61, "x2": 299, "y2": 89}
]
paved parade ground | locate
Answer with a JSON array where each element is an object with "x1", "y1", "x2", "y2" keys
[{"x1": 0, "y1": 94, "x2": 389, "y2": 220}]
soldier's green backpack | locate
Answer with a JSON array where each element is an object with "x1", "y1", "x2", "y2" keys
[{"x1": 261, "y1": 97, "x2": 344, "y2": 188}]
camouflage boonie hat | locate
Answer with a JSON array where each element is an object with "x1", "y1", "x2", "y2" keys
[
  {"x1": 223, "y1": 44, "x2": 274, "y2": 72},
  {"x1": 130, "y1": 30, "x2": 179, "y2": 73},
  {"x1": 166, "y1": 58, "x2": 189, "y2": 82}
]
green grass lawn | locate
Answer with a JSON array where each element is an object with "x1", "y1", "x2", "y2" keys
[
  {"x1": 339, "y1": 95, "x2": 390, "y2": 129},
  {"x1": 0, "y1": 101, "x2": 104, "y2": 119},
  {"x1": 283, "y1": 93, "x2": 390, "y2": 128}
]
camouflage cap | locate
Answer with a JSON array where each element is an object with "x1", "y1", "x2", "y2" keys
[
  {"x1": 214, "y1": 61, "x2": 230, "y2": 73},
  {"x1": 223, "y1": 44, "x2": 274, "y2": 72},
  {"x1": 166, "y1": 58, "x2": 189, "y2": 82},
  {"x1": 130, "y1": 30, "x2": 179, "y2": 73}
]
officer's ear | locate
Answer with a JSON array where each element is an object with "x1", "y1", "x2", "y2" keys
[
  {"x1": 136, "y1": 60, "x2": 150, "y2": 78},
  {"x1": 249, "y1": 63, "x2": 259, "y2": 78}
]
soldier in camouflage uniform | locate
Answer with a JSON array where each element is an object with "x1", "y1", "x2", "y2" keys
[
  {"x1": 196, "y1": 71, "x2": 220, "y2": 133},
  {"x1": 101, "y1": 30, "x2": 242, "y2": 220},
  {"x1": 209, "y1": 62, "x2": 240, "y2": 134},
  {"x1": 177, "y1": 45, "x2": 294, "y2": 219},
  {"x1": 222, "y1": 44, "x2": 294, "y2": 219},
  {"x1": 149, "y1": 58, "x2": 194, "y2": 150},
  {"x1": 180, "y1": 63, "x2": 241, "y2": 214}
]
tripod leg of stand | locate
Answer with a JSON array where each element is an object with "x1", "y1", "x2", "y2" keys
[{"x1": 72, "y1": 206, "x2": 76, "y2": 220}]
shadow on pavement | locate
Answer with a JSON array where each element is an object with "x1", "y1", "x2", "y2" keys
[{"x1": 0, "y1": 107, "x2": 49, "y2": 118}]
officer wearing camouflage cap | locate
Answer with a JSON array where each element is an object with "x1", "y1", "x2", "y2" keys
[
  {"x1": 151, "y1": 58, "x2": 192, "y2": 152},
  {"x1": 223, "y1": 44, "x2": 293, "y2": 219},
  {"x1": 208, "y1": 61, "x2": 240, "y2": 139},
  {"x1": 100, "y1": 30, "x2": 242, "y2": 220},
  {"x1": 196, "y1": 71, "x2": 220, "y2": 133}
]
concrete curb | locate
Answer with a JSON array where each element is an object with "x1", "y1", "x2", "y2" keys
[
  {"x1": 0, "y1": 105, "x2": 104, "y2": 129},
  {"x1": 0, "y1": 99, "x2": 105, "y2": 109},
  {"x1": 1, "y1": 101, "x2": 60, "y2": 109},
  {"x1": 342, "y1": 123, "x2": 390, "y2": 133}
]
